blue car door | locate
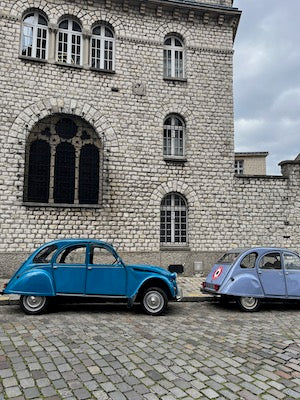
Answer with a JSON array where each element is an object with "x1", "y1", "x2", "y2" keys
[
  {"x1": 257, "y1": 251, "x2": 286, "y2": 296},
  {"x1": 283, "y1": 252, "x2": 300, "y2": 297},
  {"x1": 53, "y1": 244, "x2": 87, "y2": 294},
  {"x1": 85, "y1": 244, "x2": 126, "y2": 295}
]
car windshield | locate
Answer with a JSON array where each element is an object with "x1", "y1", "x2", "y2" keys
[{"x1": 217, "y1": 252, "x2": 241, "y2": 264}]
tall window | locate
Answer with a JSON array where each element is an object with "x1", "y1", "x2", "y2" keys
[
  {"x1": 160, "y1": 193, "x2": 187, "y2": 245},
  {"x1": 57, "y1": 19, "x2": 82, "y2": 65},
  {"x1": 21, "y1": 11, "x2": 48, "y2": 59},
  {"x1": 163, "y1": 115, "x2": 185, "y2": 157},
  {"x1": 163, "y1": 36, "x2": 184, "y2": 78},
  {"x1": 24, "y1": 114, "x2": 101, "y2": 205},
  {"x1": 91, "y1": 24, "x2": 115, "y2": 71}
]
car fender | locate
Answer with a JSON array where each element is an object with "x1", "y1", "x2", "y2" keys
[
  {"x1": 4, "y1": 269, "x2": 55, "y2": 296},
  {"x1": 220, "y1": 272, "x2": 264, "y2": 297},
  {"x1": 129, "y1": 275, "x2": 175, "y2": 299}
]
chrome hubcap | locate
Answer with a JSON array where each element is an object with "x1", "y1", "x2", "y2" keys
[
  {"x1": 24, "y1": 296, "x2": 46, "y2": 311},
  {"x1": 144, "y1": 291, "x2": 164, "y2": 312},
  {"x1": 241, "y1": 297, "x2": 257, "y2": 309}
]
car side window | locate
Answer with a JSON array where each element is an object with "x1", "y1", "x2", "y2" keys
[
  {"x1": 56, "y1": 245, "x2": 86, "y2": 264},
  {"x1": 90, "y1": 246, "x2": 118, "y2": 265},
  {"x1": 240, "y1": 252, "x2": 257, "y2": 268},
  {"x1": 284, "y1": 253, "x2": 300, "y2": 270},
  {"x1": 33, "y1": 244, "x2": 57, "y2": 263},
  {"x1": 259, "y1": 252, "x2": 281, "y2": 270}
]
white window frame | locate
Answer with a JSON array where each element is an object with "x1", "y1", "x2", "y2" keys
[
  {"x1": 57, "y1": 19, "x2": 83, "y2": 66},
  {"x1": 163, "y1": 115, "x2": 185, "y2": 158},
  {"x1": 235, "y1": 159, "x2": 244, "y2": 175},
  {"x1": 160, "y1": 193, "x2": 188, "y2": 245},
  {"x1": 163, "y1": 36, "x2": 185, "y2": 78},
  {"x1": 21, "y1": 11, "x2": 48, "y2": 60},
  {"x1": 90, "y1": 25, "x2": 115, "y2": 71}
]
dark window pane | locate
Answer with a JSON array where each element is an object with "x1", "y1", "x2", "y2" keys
[
  {"x1": 79, "y1": 144, "x2": 99, "y2": 204},
  {"x1": 55, "y1": 118, "x2": 77, "y2": 139},
  {"x1": 59, "y1": 20, "x2": 68, "y2": 29},
  {"x1": 54, "y1": 142, "x2": 75, "y2": 204},
  {"x1": 164, "y1": 38, "x2": 171, "y2": 45},
  {"x1": 72, "y1": 21, "x2": 81, "y2": 32},
  {"x1": 92, "y1": 26, "x2": 101, "y2": 35},
  {"x1": 27, "y1": 140, "x2": 50, "y2": 202},
  {"x1": 38, "y1": 14, "x2": 47, "y2": 26},
  {"x1": 105, "y1": 27, "x2": 113, "y2": 37}
]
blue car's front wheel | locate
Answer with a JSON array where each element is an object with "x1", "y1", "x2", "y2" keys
[
  {"x1": 20, "y1": 295, "x2": 49, "y2": 315},
  {"x1": 141, "y1": 287, "x2": 168, "y2": 316}
]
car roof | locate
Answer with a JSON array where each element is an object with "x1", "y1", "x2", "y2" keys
[{"x1": 226, "y1": 247, "x2": 298, "y2": 254}]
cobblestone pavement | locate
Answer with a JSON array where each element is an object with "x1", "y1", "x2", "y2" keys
[{"x1": 0, "y1": 301, "x2": 300, "y2": 400}]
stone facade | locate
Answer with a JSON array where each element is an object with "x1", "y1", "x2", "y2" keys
[
  {"x1": 0, "y1": 0, "x2": 298, "y2": 277},
  {"x1": 235, "y1": 152, "x2": 268, "y2": 175}
]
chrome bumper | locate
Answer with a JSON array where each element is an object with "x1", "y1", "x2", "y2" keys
[{"x1": 176, "y1": 285, "x2": 183, "y2": 301}]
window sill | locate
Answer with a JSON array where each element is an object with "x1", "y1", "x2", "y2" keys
[
  {"x1": 23, "y1": 202, "x2": 101, "y2": 209},
  {"x1": 160, "y1": 245, "x2": 190, "y2": 251},
  {"x1": 19, "y1": 55, "x2": 48, "y2": 64},
  {"x1": 164, "y1": 156, "x2": 187, "y2": 163},
  {"x1": 90, "y1": 67, "x2": 116, "y2": 74},
  {"x1": 55, "y1": 62, "x2": 83, "y2": 70},
  {"x1": 163, "y1": 77, "x2": 187, "y2": 83}
]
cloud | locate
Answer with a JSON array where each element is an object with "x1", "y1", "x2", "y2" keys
[{"x1": 233, "y1": 0, "x2": 300, "y2": 174}]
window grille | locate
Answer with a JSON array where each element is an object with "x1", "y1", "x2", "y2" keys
[
  {"x1": 24, "y1": 114, "x2": 102, "y2": 206},
  {"x1": 160, "y1": 193, "x2": 187, "y2": 244},
  {"x1": 21, "y1": 12, "x2": 48, "y2": 59},
  {"x1": 57, "y1": 19, "x2": 82, "y2": 65},
  {"x1": 163, "y1": 115, "x2": 185, "y2": 157},
  {"x1": 234, "y1": 160, "x2": 244, "y2": 174},
  {"x1": 163, "y1": 36, "x2": 184, "y2": 78},
  {"x1": 91, "y1": 24, "x2": 115, "y2": 70}
]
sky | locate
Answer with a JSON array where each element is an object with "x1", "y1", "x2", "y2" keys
[{"x1": 233, "y1": 0, "x2": 300, "y2": 175}]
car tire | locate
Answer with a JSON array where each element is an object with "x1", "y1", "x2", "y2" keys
[
  {"x1": 236, "y1": 296, "x2": 260, "y2": 312},
  {"x1": 141, "y1": 287, "x2": 168, "y2": 316},
  {"x1": 20, "y1": 295, "x2": 49, "y2": 315}
]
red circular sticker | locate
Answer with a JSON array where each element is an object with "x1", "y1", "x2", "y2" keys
[{"x1": 212, "y1": 266, "x2": 223, "y2": 280}]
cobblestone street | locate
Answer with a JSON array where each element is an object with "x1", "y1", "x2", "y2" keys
[{"x1": 0, "y1": 301, "x2": 300, "y2": 400}]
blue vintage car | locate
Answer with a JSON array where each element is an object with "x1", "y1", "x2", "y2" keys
[
  {"x1": 2, "y1": 239, "x2": 182, "y2": 316},
  {"x1": 201, "y1": 247, "x2": 300, "y2": 311}
]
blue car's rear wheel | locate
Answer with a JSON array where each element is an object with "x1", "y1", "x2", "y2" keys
[
  {"x1": 141, "y1": 287, "x2": 168, "y2": 316},
  {"x1": 236, "y1": 296, "x2": 260, "y2": 312},
  {"x1": 20, "y1": 295, "x2": 49, "y2": 315}
]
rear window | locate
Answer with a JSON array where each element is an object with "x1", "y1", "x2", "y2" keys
[
  {"x1": 33, "y1": 244, "x2": 57, "y2": 263},
  {"x1": 217, "y1": 252, "x2": 241, "y2": 264}
]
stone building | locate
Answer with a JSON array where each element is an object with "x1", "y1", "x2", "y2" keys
[
  {"x1": 234, "y1": 152, "x2": 268, "y2": 176},
  {"x1": 0, "y1": 0, "x2": 299, "y2": 276}
]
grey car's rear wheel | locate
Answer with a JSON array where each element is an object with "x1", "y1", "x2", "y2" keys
[
  {"x1": 236, "y1": 296, "x2": 260, "y2": 312},
  {"x1": 20, "y1": 295, "x2": 49, "y2": 315},
  {"x1": 141, "y1": 287, "x2": 168, "y2": 316}
]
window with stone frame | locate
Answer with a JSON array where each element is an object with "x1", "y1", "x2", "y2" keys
[
  {"x1": 160, "y1": 193, "x2": 188, "y2": 245},
  {"x1": 57, "y1": 18, "x2": 82, "y2": 65},
  {"x1": 163, "y1": 35, "x2": 185, "y2": 78},
  {"x1": 21, "y1": 11, "x2": 48, "y2": 60},
  {"x1": 91, "y1": 23, "x2": 115, "y2": 71},
  {"x1": 24, "y1": 114, "x2": 102, "y2": 206},
  {"x1": 163, "y1": 114, "x2": 185, "y2": 158}
]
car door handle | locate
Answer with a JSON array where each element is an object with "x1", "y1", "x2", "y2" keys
[
  {"x1": 88, "y1": 266, "x2": 93, "y2": 270},
  {"x1": 53, "y1": 265, "x2": 58, "y2": 269}
]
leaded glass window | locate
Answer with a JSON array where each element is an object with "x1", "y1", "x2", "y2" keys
[
  {"x1": 91, "y1": 24, "x2": 115, "y2": 71},
  {"x1": 24, "y1": 114, "x2": 102, "y2": 206},
  {"x1": 163, "y1": 36, "x2": 184, "y2": 78},
  {"x1": 21, "y1": 11, "x2": 48, "y2": 59},
  {"x1": 57, "y1": 19, "x2": 82, "y2": 65},
  {"x1": 163, "y1": 115, "x2": 185, "y2": 157},
  {"x1": 160, "y1": 193, "x2": 187, "y2": 244}
]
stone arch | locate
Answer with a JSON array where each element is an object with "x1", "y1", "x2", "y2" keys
[
  {"x1": 149, "y1": 180, "x2": 199, "y2": 209},
  {"x1": 8, "y1": 98, "x2": 119, "y2": 151},
  {"x1": 155, "y1": 103, "x2": 194, "y2": 124},
  {"x1": 10, "y1": 1, "x2": 52, "y2": 20},
  {"x1": 155, "y1": 22, "x2": 192, "y2": 43}
]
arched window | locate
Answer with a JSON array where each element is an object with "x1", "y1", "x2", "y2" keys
[
  {"x1": 163, "y1": 115, "x2": 185, "y2": 157},
  {"x1": 24, "y1": 114, "x2": 102, "y2": 206},
  {"x1": 160, "y1": 193, "x2": 187, "y2": 244},
  {"x1": 57, "y1": 19, "x2": 82, "y2": 65},
  {"x1": 91, "y1": 24, "x2": 115, "y2": 71},
  {"x1": 163, "y1": 36, "x2": 185, "y2": 78},
  {"x1": 21, "y1": 11, "x2": 48, "y2": 59}
]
